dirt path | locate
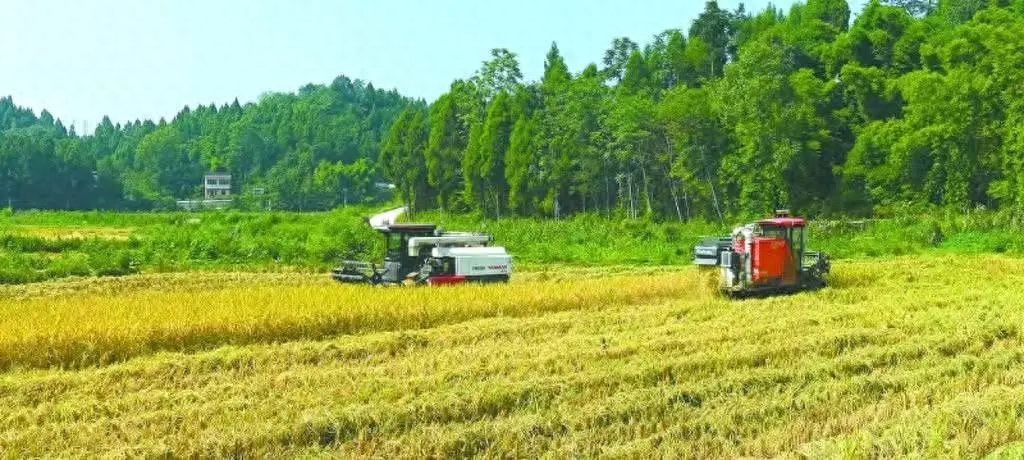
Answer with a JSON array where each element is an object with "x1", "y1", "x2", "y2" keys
[{"x1": 368, "y1": 206, "x2": 406, "y2": 229}]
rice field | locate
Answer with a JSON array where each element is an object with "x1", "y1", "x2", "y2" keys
[{"x1": 3, "y1": 254, "x2": 1024, "y2": 457}]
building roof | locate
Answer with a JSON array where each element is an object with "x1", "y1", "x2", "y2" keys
[
  {"x1": 758, "y1": 217, "x2": 807, "y2": 227},
  {"x1": 379, "y1": 223, "x2": 437, "y2": 233}
]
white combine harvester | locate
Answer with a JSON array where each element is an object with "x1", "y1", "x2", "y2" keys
[{"x1": 332, "y1": 209, "x2": 512, "y2": 286}]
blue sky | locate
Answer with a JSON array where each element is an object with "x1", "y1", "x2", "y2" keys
[{"x1": 0, "y1": 0, "x2": 868, "y2": 131}]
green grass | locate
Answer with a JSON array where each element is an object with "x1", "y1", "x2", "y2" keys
[
  {"x1": 413, "y1": 209, "x2": 1024, "y2": 266},
  {"x1": 1, "y1": 206, "x2": 1023, "y2": 284},
  {"x1": 0, "y1": 208, "x2": 381, "y2": 284}
]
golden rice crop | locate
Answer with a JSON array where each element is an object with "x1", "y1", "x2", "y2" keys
[
  {"x1": 2, "y1": 254, "x2": 1024, "y2": 458},
  {"x1": 0, "y1": 269, "x2": 705, "y2": 371}
]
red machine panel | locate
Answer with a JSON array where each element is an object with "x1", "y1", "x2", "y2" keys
[
  {"x1": 752, "y1": 237, "x2": 797, "y2": 286},
  {"x1": 427, "y1": 275, "x2": 467, "y2": 286}
]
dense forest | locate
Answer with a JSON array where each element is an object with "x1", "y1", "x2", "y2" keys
[
  {"x1": 2, "y1": 0, "x2": 1024, "y2": 219},
  {"x1": 384, "y1": 0, "x2": 1024, "y2": 220},
  {"x1": 0, "y1": 78, "x2": 413, "y2": 210}
]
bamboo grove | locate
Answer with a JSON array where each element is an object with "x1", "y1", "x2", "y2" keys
[{"x1": 382, "y1": 0, "x2": 1024, "y2": 220}]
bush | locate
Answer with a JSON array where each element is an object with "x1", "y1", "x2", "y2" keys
[
  {"x1": 89, "y1": 250, "x2": 139, "y2": 277},
  {"x1": 47, "y1": 253, "x2": 93, "y2": 279}
]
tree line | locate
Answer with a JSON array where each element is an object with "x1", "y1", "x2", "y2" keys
[
  {"x1": 2, "y1": 0, "x2": 1022, "y2": 219},
  {"x1": 382, "y1": 0, "x2": 1024, "y2": 221},
  {"x1": 0, "y1": 77, "x2": 413, "y2": 210}
]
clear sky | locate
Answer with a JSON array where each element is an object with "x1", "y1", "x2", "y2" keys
[{"x1": 0, "y1": 0, "x2": 868, "y2": 132}]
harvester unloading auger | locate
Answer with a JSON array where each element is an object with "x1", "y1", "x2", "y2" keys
[
  {"x1": 693, "y1": 210, "x2": 830, "y2": 297},
  {"x1": 332, "y1": 208, "x2": 512, "y2": 286}
]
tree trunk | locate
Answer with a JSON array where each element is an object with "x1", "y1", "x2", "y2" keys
[
  {"x1": 622, "y1": 174, "x2": 630, "y2": 220},
  {"x1": 682, "y1": 180, "x2": 691, "y2": 221},
  {"x1": 640, "y1": 162, "x2": 653, "y2": 217},
  {"x1": 670, "y1": 179, "x2": 683, "y2": 222},
  {"x1": 706, "y1": 168, "x2": 724, "y2": 225},
  {"x1": 605, "y1": 169, "x2": 611, "y2": 216},
  {"x1": 701, "y1": 147, "x2": 724, "y2": 224}
]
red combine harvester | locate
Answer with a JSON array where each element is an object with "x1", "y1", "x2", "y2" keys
[{"x1": 693, "y1": 211, "x2": 830, "y2": 296}]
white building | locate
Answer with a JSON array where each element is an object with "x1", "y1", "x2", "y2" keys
[{"x1": 204, "y1": 173, "x2": 232, "y2": 200}]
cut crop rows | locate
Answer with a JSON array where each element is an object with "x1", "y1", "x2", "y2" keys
[{"x1": 2, "y1": 255, "x2": 1024, "y2": 457}]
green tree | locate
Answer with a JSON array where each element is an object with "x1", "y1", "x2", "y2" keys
[
  {"x1": 606, "y1": 94, "x2": 657, "y2": 218},
  {"x1": 602, "y1": 37, "x2": 640, "y2": 83},
  {"x1": 658, "y1": 86, "x2": 729, "y2": 221},
  {"x1": 381, "y1": 106, "x2": 434, "y2": 213},
  {"x1": 505, "y1": 115, "x2": 536, "y2": 215},
  {"x1": 938, "y1": 0, "x2": 988, "y2": 24},
  {"x1": 477, "y1": 92, "x2": 516, "y2": 217},
  {"x1": 805, "y1": 0, "x2": 852, "y2": 31},
  {"x1": 620, "y1": 50, "x2": 651, "y2": 95},
  {"x1": 689, "y1": 1, "x2": 733, "y2": 78},
  {"x1": 461, "y1": 120, "x2": 486, "y2": 211},
  {"x1": 841, "y1": 0, "x2": 913, "y2": 69},
  {"x1": 882, "y1": 0, "x2": 938, "y2": 16},
  {"x1": 425, "y1": 93, "x2": 466, "y2": 211},
  {"x1": 534, "y1": 44, "x2": 576, "y2": 216},
  {"x1": 473, "y1": 49, "x2": 524, "y2": 101},
  {"x1": 712, "y1": 39, "x2": 837, "y2": 215},
  {"x1": 126, "y1": 126, "x2": 199, "y2": 205}
]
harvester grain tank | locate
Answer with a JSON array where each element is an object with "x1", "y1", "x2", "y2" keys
[
  {"x1": 332, "y1": 223, "x2": 512, "y2": 286},
  {"x1": 693, "y1": 211, "x2": 830, "y2": 296}
]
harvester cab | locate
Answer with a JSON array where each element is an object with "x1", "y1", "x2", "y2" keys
[
  {"x1": 694, "y1": 211, "x2": 830, "y2": 296},
  {"x1": 332, "y1": 223, "x2": 513, "y2": 286}
]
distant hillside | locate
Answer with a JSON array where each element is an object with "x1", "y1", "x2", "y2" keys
[{"x1": 0, "y1": 76, "x2": 416, "y2": 210}]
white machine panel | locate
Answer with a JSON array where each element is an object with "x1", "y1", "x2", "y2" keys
[{"x1": 432, "y1": 246, "x2": 512, "y2": 277}]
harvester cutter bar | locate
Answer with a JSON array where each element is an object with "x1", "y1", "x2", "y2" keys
[{"x1": 331, "y1": 260, "x2": 380, "y2": 284}]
